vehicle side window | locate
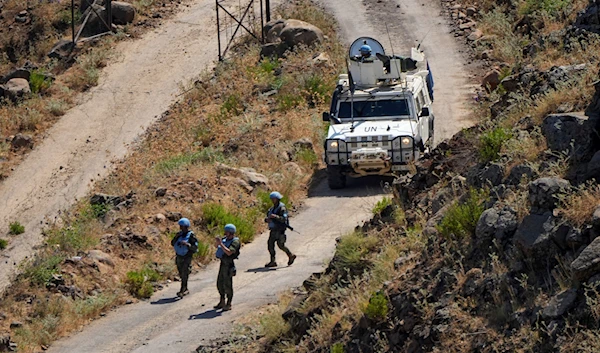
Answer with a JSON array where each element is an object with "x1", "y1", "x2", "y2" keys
[
  {"x1": 419, "y1": 90, "x2": 426, "y2": 106},
  {"x1": 415, "y1": 95, "x2": 422, "y2": 113}
]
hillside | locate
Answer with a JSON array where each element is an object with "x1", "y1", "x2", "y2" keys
[{"x1": 196, "y1": 0, "x2": 600, "y2": 352}]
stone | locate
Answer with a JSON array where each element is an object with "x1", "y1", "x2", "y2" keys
[
  {"x1": 81, "y1": 4, "x2": 109, "y2": 37},
  {"x1": 264, "y1": 19, "x2": 286, "y2": 43},
  {"x1": 242, "y1": 170, "x2": 269, "y2": 187},
  {"x1": 514, "y1": 212, "x2": 559, "y2": 259},
  {"x1": 566, "y1": 227, "x2": 584, "y2": 249},
  {"x1": 467, "y1": 29, "x2": 483, "y2": 41},
  {"x1": 542, "y1": 289, "x2": 578, "y2": 319},
  {"x1": 593, "y1": 206, "x2": 600, "y2": 229},
  {"x1": 279, "y1": 19, "x2": 324, "y2": 48},
  {"x1": 233, "y1": 177, "x2": 253, "y2": 193},
  {"x1": 528, "y1": 177, "x2": 570, "y2": 212},
  {"x1": 459, "y1": 21, "x2": 476, "y2": 30},
  {"x1": 10, "y1": 133, "x2": 33, "y2": 149},
  {"x1": 542, "y1": 114, "x2": 593, "y2": 162},
  {"x1": 90, "y1": 193, "x2": 123, "y2": 206},
  {"x1": 154, "y1": 187, "x2": 167, "y2": 197},
  {"x1": 466, "y1": 6, "x2": 477, "y2": 16},
  {"x1": 394, "y1": 253, "x2": 417, "y2": 269},
  {"x1": 586, "y1": 150, "x2": 600, "y2": 180},
  {"x1": 283, "y1": 162, "x2": 303, "y2": 175},
  {"x1": 482, "y1": 69, "x2": 501, "y2": 92},
  {"x1": 260, "y1": 43, "x2": 288, "y2": 58},
  {"x1": 111, "y1": 1, "x2": 136, "y2": 24},
  {"x1": 3, "y1": 78, "x2": 30, "y2": 101},
  {"x1": 48, "y1": 39, "x2": 75, "y2": 59},
  {"x1": 0, "y1": 334, "x2": 17, "y2": 352},
  {"x1": 312, "y1": 52, "x2": 330, "y2": 66},
  {"x1": 468, "y1": 163, "x2": 504, "y2": 188},
  {"x1": 475, "y1": 206, "x2": 518, "y2": 243},
  {"x1": 293, "y1": 137, "x2": 313, "y2": 150},
  {"x1": 505, "y1": 163, "x2": 537, "y2": 185},
  {"x1": 1, "y1": 68, "x2": 30, "y2": 84},
  {"x1": 165, "y1": 211, "x2": 182, "y2": 222},
  {"x1": 572, "y1": 237, "x2": 600, "y2": 281},
  {"x1": 154, "y1": 213, "x2": 166, "y2": 223},
  {"x1": 9, "y1": 322, "x2": 22, "y2": 329},
  {"x1": 500, "y1": 74, "x2": 520, "y2": 92},
  {"x1": 87, "y1": 249, "x2": 115, "y2": 266}
]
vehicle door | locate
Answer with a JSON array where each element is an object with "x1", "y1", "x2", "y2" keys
[{"x1": 415, "y1": 90, "x2": 431, "y2": 144}]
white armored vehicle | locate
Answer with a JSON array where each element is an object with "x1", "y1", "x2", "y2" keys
[{"x1": 322, "y1": 37, "x2": 435, "y2": 189}]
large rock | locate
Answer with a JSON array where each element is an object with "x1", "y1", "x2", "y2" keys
[
  {"x1": 586, "y1": 150, "x2": 600, "y2": 180},
  {"x1": 475, "y1": 206, "x2": 518, "y2": 243},
  {"x1": 278, "y1": 19, "x2": 324, "y2": 48},
  {"x1": 528, "y1": 177, "x2": 570, "y2": 212},
  {"x1": 575, "y1": 0, "x2": 600, "y2": 34},
  {"x1": 505, "y1": 163, "x2": 537, "y2": 185},
  {"x1": 264, "y1": 19, "x2": 286, "y2": 43},
  {"x1": 514, "y1": 212, "x2": 559, "y2": 259},
  {"x1": 3, "y1": 78, "x2": 31, "y2": 101},
  {"x1": 87, "y1": 249, "x2": 115, "y2": 266},
  {"x1": 542, "y1": 114, "x2": 593, "y2": 161},
  {"x1": 1, "y1": 68, "x2": 30, "y2": 84},
  {"x1": 572, "y1": 237, "x2": 600, "y2": 281},
  {"x1": 81, "y1": 4, "x2": 109, "y2": 37},
  {"x1": 467, "y1": 163, "x2": 504, "y2": 188},
  {"x1": 542, "y1": 289, "x2": 578, "y2": 319},
  {"x1": 11, "y1": 134, "x2": 33, "y2": 149},
  {"x1": 111, "y1": 1, "x2": 136, "y2": 25},
  {"x1": 260, "y1": 43, "x2": 288, "y2": 58},
  {"x1": 482, "y1": 69, "x2": 501, "y2": 92}
]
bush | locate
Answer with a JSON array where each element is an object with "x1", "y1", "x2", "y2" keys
[
  {"x1": 193, "y1": 239, "x2": 211, "y2": 260},
  {"x1": 201, "y1": 203, "x2": 258, "y2": 243},
  {"x1": 295, "y1": 147, "x2": 318, "y2": 166},
  {"x1": 335, "y1": 232, "x2": 378, "y2": 273},
  {"x1": 479, "y1": 127, "x2": 512, "y2": 162},
  {"x1": 9, "y1": 221, "x2": 25, "y2": 235},
  {"x1": 437, "y1": 189, "x2": 487, "y2": 239},
  {"x1": 0, "y1": 238, "x2": 7, "y2": 250},
  {"x1": 23, "y1": 255, "x2": 65, "y2": 286},
  {"x1": 303, "y1": 74, "x2": 330, "y2": 106},
  {"x1": 372, "y1": 197, "x2": 393, "y2": 215},
  {"x1": 29, "y1": 70, "x2": 52, "y2": 94},
  {"x1": 154, "y1": 148, "x2": 224, "y2": 175},
  {"x1": 219, "y1": 94, "x2": 243, "y2": 118},
  {"x1": 126, "y1": 267, "x2": 162, "y2": 299},
  {"x1": 364, "y1": 291, "x2": 389, "y2": 321},
  {"x1": 46, "y1": 204, "x2": 100, "y2": 253},
  {"x1": 47, "y1": 99, "x2": 67, "y2": 116},
  {"x1": 331, "y1": 343, "x2": 345, "y2": 353},
  {"x1": 277, "y1": 93, "x2": 303, "y2": 111}
]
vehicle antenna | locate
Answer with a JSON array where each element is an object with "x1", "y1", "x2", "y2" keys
[{"x1": 416, "y1": 26, "x2": 433, "y2": 51}]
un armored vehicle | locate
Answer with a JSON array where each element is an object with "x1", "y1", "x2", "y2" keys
[{"x1": 322, "y1": 37, "x2": 435, "y2": 189}]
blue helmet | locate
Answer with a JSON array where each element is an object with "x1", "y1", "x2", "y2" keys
[
  {"x1": 224, "y1": 223, "x2": 237, "y2": 233},
  {"x1": 178, "y1": 218, "x2": 191, "y2": 227},
  {"x1": 360, "y1": 44, "x2": 371, "y2": 53},
  {"x1": 269, "y1": 191, "x2": 283, "y2": 200}
]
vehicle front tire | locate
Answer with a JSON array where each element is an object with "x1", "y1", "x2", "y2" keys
[{"x1": 327, "y1": 165, "x2": 346, "y2": 189}]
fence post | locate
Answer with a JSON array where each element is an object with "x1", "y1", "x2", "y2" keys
[
  {"x1": 265, "y1": 0, "x2": 270, "y2": 22},
  {"x1": 106, "y1": 0, "x2": 113, "y2": 31}
]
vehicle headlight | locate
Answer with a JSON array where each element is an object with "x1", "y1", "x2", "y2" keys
[
  {"x1": 327, "y1": 140, "x2": 340, "y2": 151},
  {"x1": 401, "y1": 137, "x2": 412, "y2": 147}
]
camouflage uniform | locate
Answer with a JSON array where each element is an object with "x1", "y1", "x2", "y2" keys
[
  {"x1": 216, "y1": 237, "x2": 240, "y2": 307},
  {"x1": 171, "y1": 230, "x2": 198, "y2": 295}
]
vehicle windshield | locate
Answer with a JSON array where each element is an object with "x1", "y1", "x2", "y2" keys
[{"x1": 338, "y1": 99, "x2": 411, "y2": 120}]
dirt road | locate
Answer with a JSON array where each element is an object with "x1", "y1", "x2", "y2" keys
[
  {"x1": 6, "y1": 0, "x2": 475, "y2": 350},
  {"x1": 0, "y1": 0, "x2": 221, "y2": 294}
]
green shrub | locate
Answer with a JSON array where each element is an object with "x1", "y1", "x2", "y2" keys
[
  {"x1": 295, "y1": 147, "x2": 318, "y2": 166},
  {"x1": 201, "y1": 203, "x2": 258, "y2": 243},
  {"x1": 154, "y1": 148, "x2": 224, "y2": 175},
  {"x1": 9, "y1": 221, "x2": 25, "y2": 235},
  {"x1": 47, "y1": 99, "x2": 67, "y2": 116},
  {"x1": 0, "y1": 238, "x2": 7, "y2": 250},
  {"x1": 331, "y1": 342, "x2": 345, "y2": 353},
  {"x1": 364, "y1": 291, "x2": 389, "y2": 321},
  {"x1": 193, "y1": 239, "x2": 211, "y2": 260},
  {"x1": 372, "y1": 197, "x2": 393, "y2": 215},
  {"x1": 23, "y1": 255, "x2": 65, "y2": 286},
  {"x1": 303, "y1": 74, "x2": 330, "y2": 106},
  {"x1": 220, "y1": 94, "x2": 243, "y2": 117},
  {"x1": 29, "y1": 70, "x2": 52, "y2": 94},
  {"x1": 437, "y1": 189, "x2": 487, "y2": 239},
  {"x1": 257, "y1": 190, "x2": 291, "y2": 213},
  {"x1": 479, "y1": 127, "x2": 512, "y2": 162},
  {"x1": 520, "y1": 0, "x2": 571, "y2": 17},
  {"x1": 126, "y1": 267, "x2": 162, "y2": 299},
  {"x1": 335, "y1": 232, "x2": 378, "y2": 273},
  {"x1": 46, "y1": 204, "x2": 100, "y2": 253},
  {"x1": 277, "y1": 93, "x2": 304, "y2": 111}
]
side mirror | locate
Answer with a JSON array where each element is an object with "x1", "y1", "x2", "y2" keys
[
  {"x1": 420, "y1": 107, "x2": 430, "y2": 117},
  {"x1": 322, "y1": 112, "x2": 330, "y2": 122}
]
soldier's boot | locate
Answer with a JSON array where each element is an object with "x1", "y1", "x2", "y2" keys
[
  {"x1": 214, "y1": 297, "x2": 226, "y2": 309},
  {"x1": 287, "y1": 254, "x2": 297, "y2": 266},
  {"x1": 222, "y1": 297, "x2": 233, "y2": 311},
  {"x1": 264, "y1": 261, "x2": 277, "y2": 268}
]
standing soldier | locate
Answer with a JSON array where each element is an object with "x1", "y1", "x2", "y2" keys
[
  {"x1": 171, "y1": 218, "x2": 198, "y2": 298},
  {"x1": 214, "y1": 224, "x2": 240, "y2": 311},
  {"x1": 264, "y1": 191, "x2": 296, "y2": 268}
]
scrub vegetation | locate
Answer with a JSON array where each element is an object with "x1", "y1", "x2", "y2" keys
[{"x1": 0, "y1": 1, "x2": 345, "y2": 351}]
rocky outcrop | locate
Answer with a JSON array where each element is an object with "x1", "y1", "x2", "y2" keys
[
  {"x1": 514, "y1": 212, "x2": 559, "y2": 259},
  {"x1": 541, "y1": 289, "x2": 578, "y2": 319},
  {"x1": 261, "y1": 19, "x2": 324, "y2": 58},
  {"x1": 571, "y1": 237, "x2": 600, "y2": 281},
  {"x1": 575, "y1": 0, "x2": 600, "y2": 34},
  {"x1": 3, "y1": 78, "x2": 31, "y2": 101},
  {"x1": 528, "y1": 177, "x2": 570, "y2": 213},
  {"x1": 475, "y1": 206, "x2": 518, "y2": 243},
  {"x1": 111, "y1": 1, "x2": 136, "y2": 25}
]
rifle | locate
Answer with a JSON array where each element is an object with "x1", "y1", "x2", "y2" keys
[{"x1": 267, "y1": 217, "x2": 301, "y2": 234}]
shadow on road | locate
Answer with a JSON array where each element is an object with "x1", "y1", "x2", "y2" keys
[
  {"x1": 308, "y1": 173, "x2": 394, "y2": 198},
  {"x1": 189, "y1": 309, "x2": 222, "y2": 320},
  {"x1": 246, "y1": 267, "x2": 278, "y2": 273},
  {"x1": 150, "y1": 297, "x2": 180, "y2": 305}
]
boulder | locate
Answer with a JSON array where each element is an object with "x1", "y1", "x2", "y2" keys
[
  {"x1": 505, "y1": 163, "x2": 537, "y2": 185},
  {"x1": 475, "y1": 206, "x2": 518, "y2": 243},
  {"x1": 312, "y1": 52, "x2": 330, "y2": 66},
  {"x1": 528, "y1": 177, "x2": 570, "y2": 212},
  {"x1": 87, "y1": 249, "x2": 114, "y2": 266},
  {"x1": 111, "y1": 1, "x2": 136, "y2": 25},
  {"x1": 165, "y1": 211, "x2": 182, "y2": 222},
  {"x1": 241, "y1": 169, "x2": 269, "y2": 187},
  {"x1": 500, "y1": 74, "x2": 520, "y2": 92},
  {"x1": 264, "y1": 19, "x2": 285, "y2": 43},
  {"x1": 542, "y1": 289, "x2": 578, "y2": 319},
  {"x1": 587, "y1": 150, "x2": 600, "y2": 180},
  {"x1": 283, "y1": 162, "x2": 303, "y2": 175},
  {"x1": 571, "y1": 237, "x2": 600, "y2": 281},
  {"x1": 566, "y1": 227, "x2": 585, "y2": 249},
  {"x1": 482, "y1": 69, "x2": 501, "y2": 92},
  {"x1": 1, "y1": 68, "x2": 30, "y2": 84},
  {"x1": 542, "y1": 114, "x2": 593, "y2": 162},
  {"x1": 467, "y1": 29, "x2": 483, "y2": 41},
  {"x1": 10, "y1": 134, "x2": 33, "y2": 149},
  {"x1": 468, "y1": 163, "x2": 504, "y2": 188},
  {"x1": 154, "y1": 187, "x2": 167, "y2": 197},
  {"x1": 279, "y1": 19, "x2": 324, "y2": 48},
  {"x1": 260, "y1": 43, "x2": 288, "y2": 59},
  {"x1": 3, "y1": 78, "x2": 31, "y2": 101},
  {"x1": 81, "y1": 4, "x2": 109, "y2": 37},
  {"x1": 514, "y1": 212, "x2": 559, "y2": 259}
]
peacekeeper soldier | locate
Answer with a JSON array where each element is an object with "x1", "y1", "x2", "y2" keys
[
  {"x1": 171, "y1": 218, "x2": 198, "y2": 298},
  {"x1": 353, "y1": 44, "x2": 374, "y2": 63},
  {"x1": 264, "y1": 191, "x2": 296, "y2": 268},
  {"x1": 214, "y1": 223, "x2": 240, "y2": 311}
]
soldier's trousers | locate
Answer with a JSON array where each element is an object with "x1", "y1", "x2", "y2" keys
[
  {"x1": 217, "y1": 261, "x2": 234, "y2": 301},
  {"x1": 176, "y1": 254, "x2": 192, "y2": 292},
  {"x1": 268, "y1": 230, "x2": 292, "y2": 262}
]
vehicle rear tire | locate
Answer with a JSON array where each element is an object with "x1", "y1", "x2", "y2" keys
[{"x1": 327, "y1": 165, "x2": 346, "y2": 189}]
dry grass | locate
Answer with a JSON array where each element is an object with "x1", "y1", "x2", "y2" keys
[{"x1": 558, "y1": 183, "x2": 600, "y2": 228}]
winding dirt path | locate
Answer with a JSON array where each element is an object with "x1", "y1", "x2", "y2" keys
[{"x1": 43, "y1": 0, "x2": 477, "y2": 352}]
